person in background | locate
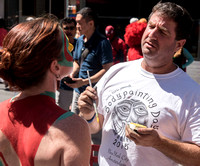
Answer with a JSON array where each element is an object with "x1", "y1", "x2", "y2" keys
[
  {"x1": 0, "y1": 18, "x2": 8, "y2": 85},
  {"x1": 138, "y1": 17, "x2": 147, "y2": 23},
  {"x1": 105, "y1": 25, "x2": 127, "y2": 64},
  {"x1": 0, "y1": 15, "x2": 91, "y2": 166},
  {"x1": 0, "y1": 18, "x2": 8, "y2": 49},
  {"x1": 75, "y1": 28, "x2": 81, "y2": 38},
  {"x1": 124, "y1": 18, "x2": 147, "y2": 61},
  {"x1": 57, "y1": 17, "x2": 77, "y2": 111},
  {"x1": 26, "y1": 16, "x2": 35, "y2": 21},
  {"x1": 129, "y1": 17, "x2": 138, "y2": 24},
  {"x1": 66, "y1": 7, "x2": 113, "y2": 115},
  {"x1": 65, "y1": 7, "x2": 113, "y2": 148},
  {"x1": 173, "y1": 47, "x2": 194, "y2": 72},
  {"x1": 78, "y1": 2, "x2": 200, "y2": 166}
]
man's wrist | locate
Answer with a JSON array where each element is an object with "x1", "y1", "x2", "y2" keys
[
  {"x1": 86, "y1": 113, "x2": 96, "y2": 123},
  {"x1": 80, "y1": 111, "x2": 95, "y2": 121},
  {"x1": 82, "y1": 78, "x2": 89, "y2": 86}
]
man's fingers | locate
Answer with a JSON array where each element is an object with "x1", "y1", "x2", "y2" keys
[
  {"x1": 85, "y1": 86, "x2": 97, "y2": 97},
  {"x1": 78, "y1": 87, "x2": 97, "y2": 113}
]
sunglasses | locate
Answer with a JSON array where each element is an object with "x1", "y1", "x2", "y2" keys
[{"x1": 63, "y1": 26, "x2": 75, "y2": 30}]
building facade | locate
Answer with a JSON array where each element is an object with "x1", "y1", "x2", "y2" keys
[{"x1": 0, "y1": 0, "x2": 200, "y2": 59}]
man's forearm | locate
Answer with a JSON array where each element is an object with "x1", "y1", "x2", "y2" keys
[
  {"x1": 72, "y1": 61, "x2": 80, "y2": 77},
  {"x1": 154, "y1": 135, "x2": 200, "y2": 166},
  {"x1": 88, "y1": 62, "x2": 113, "y2": 84},
  {"x1": 88, "y1": 69, "x2": 106, "y2": 84},
  {"x1": 79, "y1": 111, "x2": 102, "y2": 134}
]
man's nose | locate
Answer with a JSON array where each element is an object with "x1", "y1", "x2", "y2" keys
[{"x1": 148, "y1": 28, "x2": 158, "y2": 39}]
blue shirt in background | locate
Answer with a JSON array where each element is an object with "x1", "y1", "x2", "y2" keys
[{"x1": 73, "y1": 29, "x2": 113, "y2": 94}]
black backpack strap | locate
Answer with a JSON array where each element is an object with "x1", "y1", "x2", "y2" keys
[{"x1": 79, "y1": 48, "x2": 89, "y2": 67}]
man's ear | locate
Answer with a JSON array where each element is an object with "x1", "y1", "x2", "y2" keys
[
  {"x1": 175, "y1": 39, "x2": 186, "y2": 52},
  {"x1": 89, "y1": 20, "x2": 94, "y2": 27}
]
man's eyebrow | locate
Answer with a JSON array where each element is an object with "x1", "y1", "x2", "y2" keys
[{"x1": 149, "y1": 21, "x2": 170, "y2": 35}]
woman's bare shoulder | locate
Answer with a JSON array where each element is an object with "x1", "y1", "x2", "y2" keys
[
  {"x1": 0, "y1": 130, "x2": 21, "y2": 166},
  {"x1": 35, "y1": 113, "x2": 91, "y2": 166}
]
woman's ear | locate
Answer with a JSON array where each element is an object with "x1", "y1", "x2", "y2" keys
[{"x1": 50, "y1": 60, "x2": 61, "y2": 79}]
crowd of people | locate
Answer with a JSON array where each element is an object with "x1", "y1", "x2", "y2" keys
[{"x1": 0, "y1": 1, "x2": 199, "y2": 166}]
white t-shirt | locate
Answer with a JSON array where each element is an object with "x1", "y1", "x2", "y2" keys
[{"x1": 96, "y1": 58, "x2": 200, "y2": 166}]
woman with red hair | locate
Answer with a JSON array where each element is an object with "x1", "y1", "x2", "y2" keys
[{"x1": 0, "y1": 15, "x2": 91, "y2": 166}]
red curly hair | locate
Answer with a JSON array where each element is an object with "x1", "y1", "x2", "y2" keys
[{"x1": 124, "y1": 21, "x2": 147, "y2": 61}]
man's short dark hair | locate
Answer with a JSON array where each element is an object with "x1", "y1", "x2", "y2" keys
[
  {"x1": 77, "y1": 7, "x2": 98, "y2": 27},
  {"x1": 149, "y1": 2, "x2": 193, "y2": 40},
  {"x1": 60, "y1": 17, "x2": 76, "y2": 27}
]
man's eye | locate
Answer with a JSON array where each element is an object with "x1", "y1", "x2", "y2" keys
[
  {"x1": 160, "y1": 30, "x2": 167, "y2": 36},
  {"x1": 148, "y1": 25, "x2": 154, "y2": 29}
]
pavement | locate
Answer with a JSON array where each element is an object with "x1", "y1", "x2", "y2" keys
[
  {"x1": 186, "y1": 60, "x2": 200, "y2": 84},
  {"x1": 0, "y1": 60, "x2": 200, "y2": 102},
  {"x1": 0, "y1": 82, "x2": 17, "y2": 102}
]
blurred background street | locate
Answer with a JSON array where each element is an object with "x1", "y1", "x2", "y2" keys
[
  {"x1": 0, "y1": 82, "x2": 17, "y2": 102},
  {"x1": 187, "y1": 60, "x2": 200, "y2": 84}
]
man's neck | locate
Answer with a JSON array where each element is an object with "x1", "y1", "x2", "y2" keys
[
  {"x1": 141, "y1": 59, "x2": 178, "y2": 74},
  {"x1": 84, "y1": 28, "x2": 95, "y2": 42}
]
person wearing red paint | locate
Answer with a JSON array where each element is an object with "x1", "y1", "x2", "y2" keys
[
  {"x1": 124, "y1": 19, "x2": 147, "y2": 61},
  {"x1": 105, "y1": 25, "x2": 127, "y2": 64},
  {"x1": 0, "y1": 15, "x2": 91, "y2": 166}
]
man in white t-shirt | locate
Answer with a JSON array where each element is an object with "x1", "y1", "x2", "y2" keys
[{"x1": 78, "y1": 2, "x2": 200, "y2": 166}]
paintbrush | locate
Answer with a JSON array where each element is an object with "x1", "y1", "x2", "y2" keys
[{"x1": 87, "y1": 70, "x2": 99, "y2": 123}]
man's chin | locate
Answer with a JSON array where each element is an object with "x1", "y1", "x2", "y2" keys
[{"x1": 143, "y1": 52, "x2": 157, "y2": 60}]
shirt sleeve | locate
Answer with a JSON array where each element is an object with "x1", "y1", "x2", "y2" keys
[
  {"x1": 99, "y1": 39, "x2": 113, "y2": 65},
  {"x1": 73, "y1": 36, "x2": 83, "y2": 61},
  {"x1": 181, "y1": 105, "x2": 200, "y2": 146}
]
